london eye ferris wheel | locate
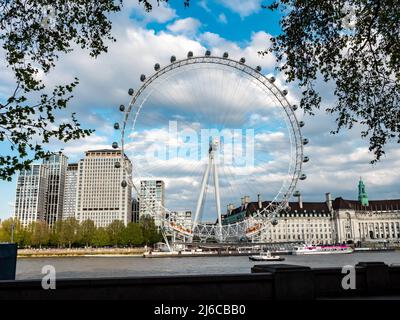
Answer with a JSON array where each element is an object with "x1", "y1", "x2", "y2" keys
[{"x1": 113, "y1": 50, "x2": 308, "y2": 243}]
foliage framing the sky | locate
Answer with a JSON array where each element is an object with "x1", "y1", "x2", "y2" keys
[
  {"x1": 262, "y1": 0, "x2": 400, "y2": 162},
  {"x1": 0, "y1": 0, "x2": 122, "y2": 180}
]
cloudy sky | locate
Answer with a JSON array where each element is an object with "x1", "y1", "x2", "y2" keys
[{"x1": 1, "y1": 0, "x2": 399, "y2": 221}]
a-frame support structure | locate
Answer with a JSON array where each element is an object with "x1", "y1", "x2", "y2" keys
[{"x1": 192, "y1": 138, "x2": 222, "y2": 239}]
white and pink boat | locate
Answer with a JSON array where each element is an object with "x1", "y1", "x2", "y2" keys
[{"x1": 292, "y1": 245, "x2": 354, "y2": 255}]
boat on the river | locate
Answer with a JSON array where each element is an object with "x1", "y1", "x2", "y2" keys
[
  {"x1": 143, "y1": 249, "x2": 218, "y2": 258},
  {"x1": 248, "y1": 251, "x2": 285, "y2": 261},
  {"x1": 291, "y1": 245, "x2": 354, "y2": 255}
]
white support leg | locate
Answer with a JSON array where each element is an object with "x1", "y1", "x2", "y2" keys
[
  {"x1": 213, "y1": 156, "x2": 222, "y2": 234},
  {"x1": 193, "y1": 138, "x2": 223, "y2": 242},
  {"x1": 193, "y1": 158, "x2": 211, "y2": 231}
]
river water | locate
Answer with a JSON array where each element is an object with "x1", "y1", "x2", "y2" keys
[{"x1": 15, "y1": 251, "x2": 400, "y2": 280}]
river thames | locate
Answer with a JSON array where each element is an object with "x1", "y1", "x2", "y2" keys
[{"x1": 15, "y1": 251, "x2": 400, "y2": 280}]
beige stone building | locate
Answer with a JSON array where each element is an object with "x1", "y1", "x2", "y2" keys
[
  {"x1": 75, "y1": 150, "x2": 132, "y2": 227},
  {"x1": 222, "y1": 182, "x2": 400, "y2": 245}
]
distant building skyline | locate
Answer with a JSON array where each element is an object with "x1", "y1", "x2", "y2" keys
[
  {"x1": 13, "y1": 149, "x2": 133, "y2": 228},
  {"x1": 9, "y1": 147, "x2": 400, "y2": 247}
]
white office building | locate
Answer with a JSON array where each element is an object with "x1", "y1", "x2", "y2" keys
[
  {"x1": 14, "y1": 164, "x2": 48, "y2": 228},
  {"x1": 62, "y1": 163, "x2": 78, "y2": 219},
  {"x1": 139, "y1": 180, "x2": 165, "y2": 227},
  {"x1": 75, "y1": 149, "x2": 132, "y2": 227}
]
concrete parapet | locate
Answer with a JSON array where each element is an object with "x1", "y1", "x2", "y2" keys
[{"x1": 1, "y1": 261, "x2": 400, "y2": 300}]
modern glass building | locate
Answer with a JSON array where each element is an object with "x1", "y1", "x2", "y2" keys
[
  {"x1": 14, "y1": 164, "x2": 48, "y2": 228},
  {"x1": 62, "y1": 163, "x2": 78, "y2": 219},
  {"x1": 43, "y1": 152, "x2": 68, "y2": 227}
]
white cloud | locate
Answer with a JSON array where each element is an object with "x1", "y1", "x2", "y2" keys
[
  {"x1": 166, "y1": 17, "x2": 202, "y2": 36},
  {"x1": 218, "y1": 13, "x2": 228, "y2": 24},
  {"x1": 216, "y1": 0, "x2": 262, "y2": 18},
  {"x1": 199, "y1": 31, "x2": 275, "y2": 69},
  {"x1": 37, "y1": 27, "x2": 205, "y2": 116},
  {"x1": 0, "y1": 49, "x2": 16, "y2": 102},
  {"x1": 255, "y1": 132, "x2": 285, "y2": 143},
  {"x1": 30, "y1": 27, "x2": 277, "y2": 135},
  {"x1": 59, "y1": 135, "x2": 112, "y2": 162},
  {"x1": 132, "y1": 0, "x2": 177, "y2": 24},
  {"x1": 198, "y1": 0, "x2": 211, "y2": 13}
]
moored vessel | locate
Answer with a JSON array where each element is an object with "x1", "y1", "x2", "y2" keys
[
  {"x1": 292, "y1": 245, "x2": 353, "y2": 255},
  {"x1": 249, "y1": 251, "x2": 285, "y2": 261}
]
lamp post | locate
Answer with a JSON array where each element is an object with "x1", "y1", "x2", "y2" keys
[{"x1": 10, "y1": 223, "x2": 15, "y2": 243}]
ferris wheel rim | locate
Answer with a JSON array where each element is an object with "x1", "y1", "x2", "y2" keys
[{"x1": 119, "y1": 54, "x2": 305, "y2": 241}]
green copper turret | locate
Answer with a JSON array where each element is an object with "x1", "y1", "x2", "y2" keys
[{"x1": 358, "y1": 178, "x2": 369, "y2": 206}]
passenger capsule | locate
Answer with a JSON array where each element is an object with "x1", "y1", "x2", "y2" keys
[
  {"x1": 119, "y1": 104, "x2": 125, "y2": 112},
  {"x1": 128, "y1": 88, "x2": 134, "y2": 96},
  {"x1": 112, "y1": 142, "x2": 118, "y2": 149},
  {"x1": 271, "y1": 219, "x2": 278, "y2": 226},
  {"x1": 115, "y1": 162, "x2": 121, "y2": 169},
  {"x1": 292, "y1": 104, "x2": 298, "y2": 111},
  {"x1": 299, "y1": 121, "x2": 305, "y2": 127},
  {"x1": 303, "y1": 156, "x2": 309, "y2": 163},
  {"x1": 300, "y1": 174, "x2": 307, "y2": 180},
  {"x1": 269, "y1": 76, "x2": 276, "y2": 83},
  {"x1": 303, "y1": 138, "x2": 309, "y2": 145},
  {"x1": 282, "y1": 89, "x2": 288, "y2": 96},
  {"x1": 240, "y1": 57, "x2": 246, "y2": 64},
  {"x1": 154, "y1": 63, "x2": 160, "y2": 71},
  {"x1": 121, "y1": 180, "x2": 127, "y2": 188},
  {"x1": 293, "y1": 190, "x2": 301, "y2": 197},
  {"x1": 140, "y1": 74, "x2": 146, "y2": 82},
  {"x1": 187, "y1": 51, "x2": 193, "y2": 58},
  {"x1": 170, "y1": 55, "x2": 176, "y2": 63},
  {"x1": 113, "y1": 122, "x2": 120, "y2": 130},
  {"x1": 256, "y1": 65, "x2": 262, "y2": 72},
  {"x1": 205, "y1": 50, "x2": 211, "y2": 56},
  {"x1": 223, "y1": 52, "x2": 229, "y2": 58}
]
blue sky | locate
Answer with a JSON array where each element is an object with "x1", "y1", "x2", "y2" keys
[
  {"x1": 1, "y1": 0, "x2": 399, "y2": 221},
  {"x1": 141, "y1": 0, "x2": 282, "y2": 39}
]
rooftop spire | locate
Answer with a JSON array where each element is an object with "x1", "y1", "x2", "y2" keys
[{"x1": 358, "y1": 177, "x2": 369, "y2": 206}]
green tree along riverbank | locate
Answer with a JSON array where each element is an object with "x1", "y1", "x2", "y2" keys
[{"x1": 0, "y1": 216, "x2": 162, "y2": 248}]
